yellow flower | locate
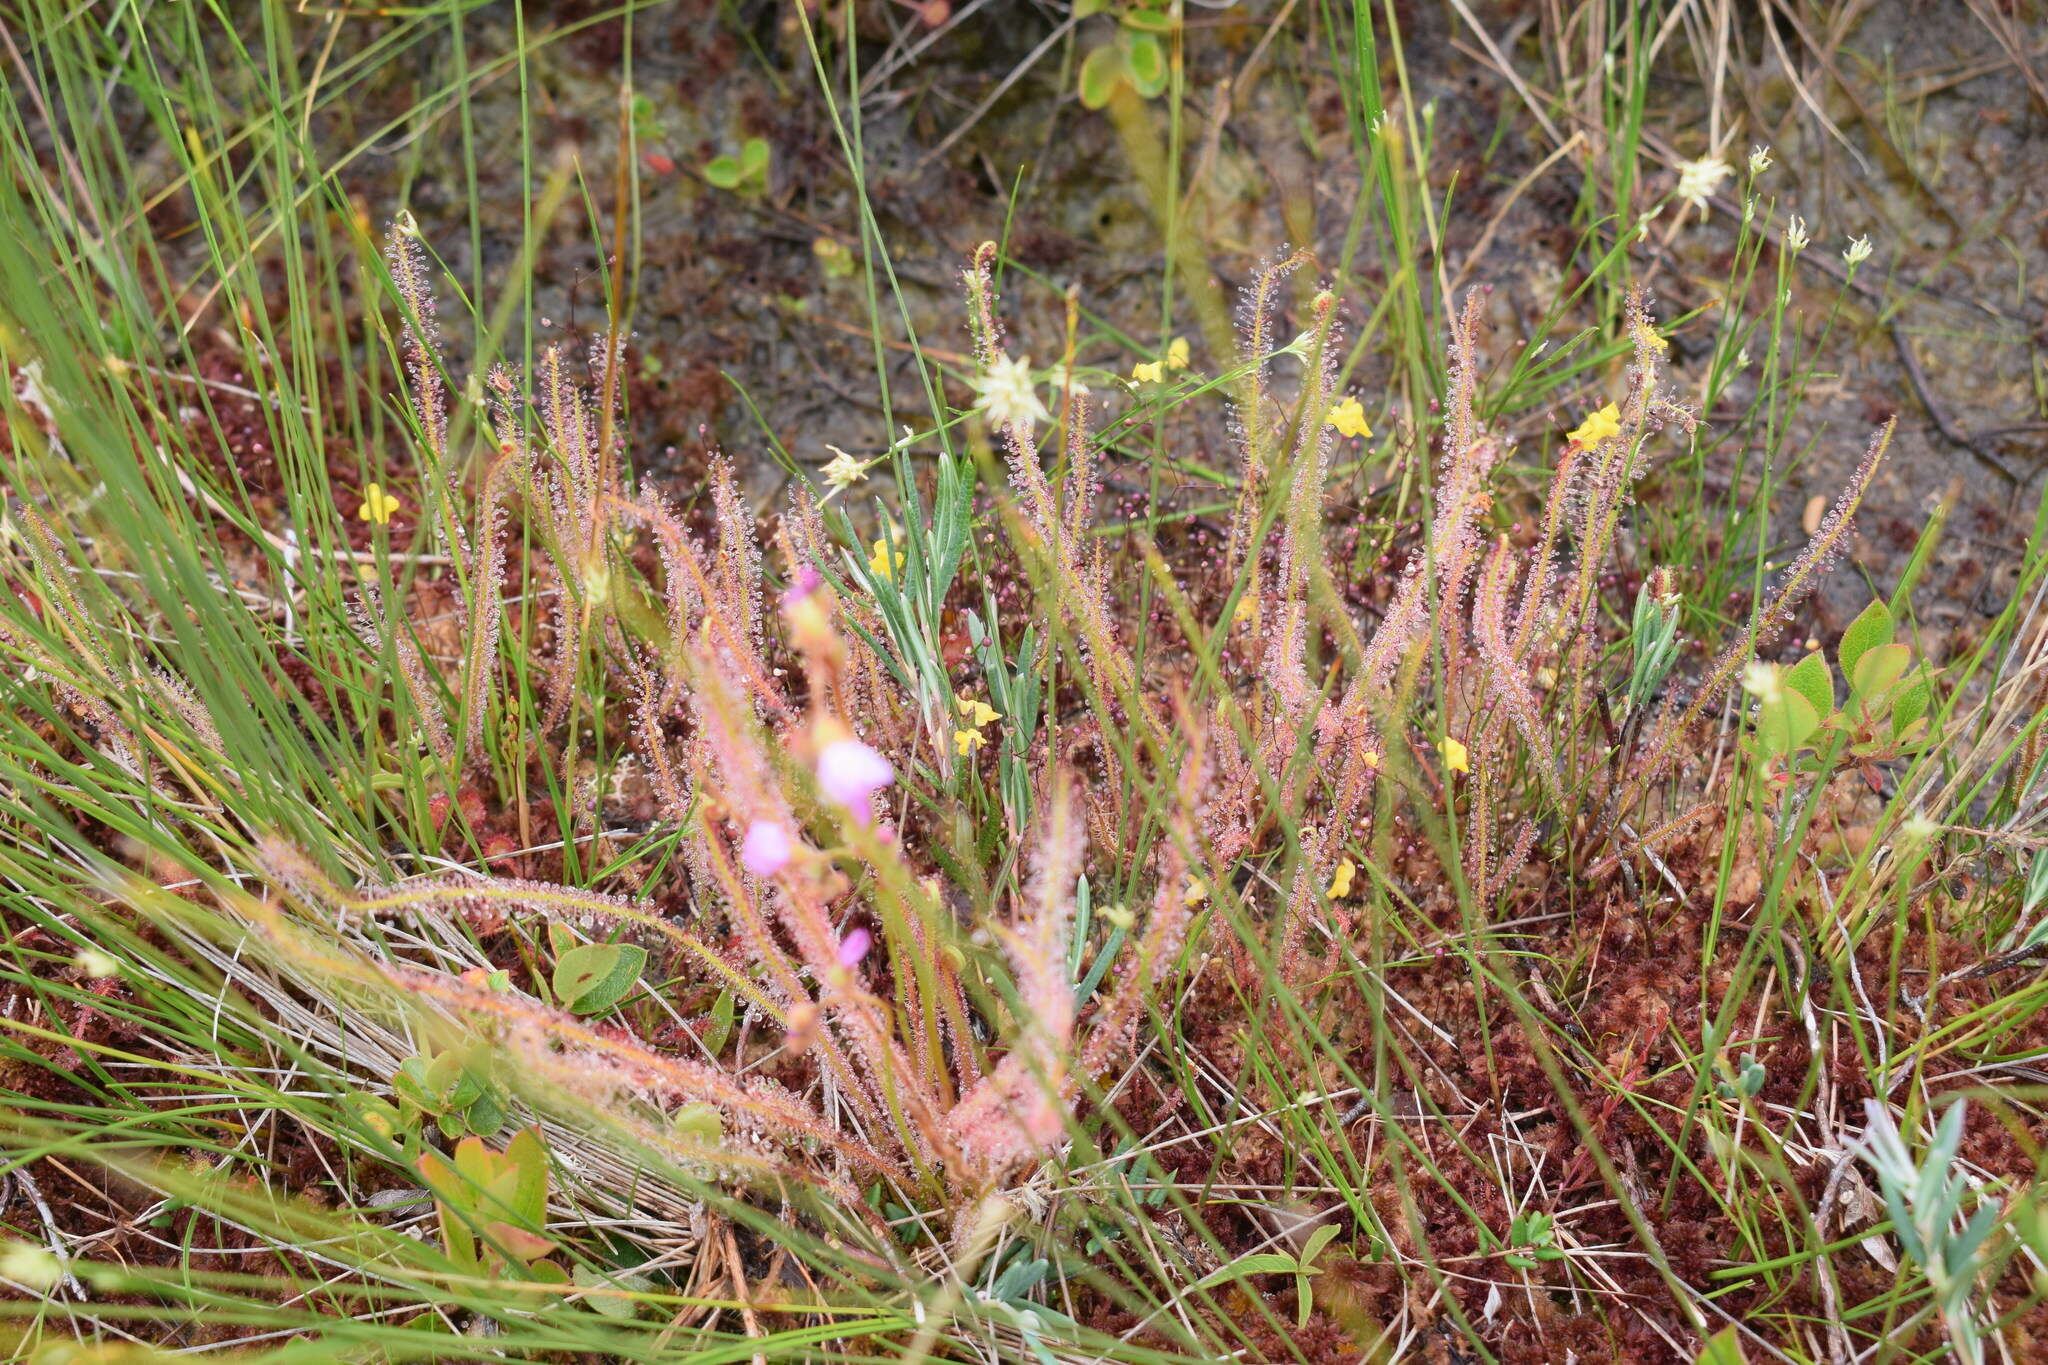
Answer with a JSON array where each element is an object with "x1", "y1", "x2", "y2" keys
[
  {"x1": 952, "y1": 693, "x2": 999, "y2": 758},
  {"x1": 1182, "y1": 880, "x2": 1209, "y2": 907},
  {"x1": 1233, "y1": 593, "x2": 1260, "y2": 628},
  {"x1": 868, "y1": 537, "x2": 902, "y2": 583},
  {"x1": 357, "y1": 482, "x2": 400, "y2": 524},
  {"x1": 1326, "y1": 396, "x2": 1372, "y2": 439},
  {"x1": 1441, "y1": 736, "x2": 1470, "y2": 773},
  {"x1": 1326, "y1": 857, "x2": 1356, "y2": 900},
  {"x1": 1566, "y1": 402, "x2": 1622, "y2": 448},
  {"x1": 1133, "y1": 338, "x2": 1190, "y2": 386},
  {"x1": 1361, "y1": 750, "x2": 1380, "y2": 769}
]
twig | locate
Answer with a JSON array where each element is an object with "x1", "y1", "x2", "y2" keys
[{"x1": 1889, "y1": 325, "x2": 2021, "y2": 488}]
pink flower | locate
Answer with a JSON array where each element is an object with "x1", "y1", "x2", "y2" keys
[
  {"x1": 740, "y1": 820, "x2": 793, "y2": 877},
  {"x1": 781, "y1": 565, "x2": 822, "y2": 607},
  {"x1": 816, "y1": 738, "x2": 892, "y2": 825},
  {"x1": 836, "y1": 926, "x2": 873, "y2": 969}
]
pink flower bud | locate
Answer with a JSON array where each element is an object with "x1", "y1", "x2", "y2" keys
[
  {"x1": 836, "y1": 926, "x2": 873, "y2": 969},
  {"x1": 816, "y1": 738, "x2": 893, "y2": 826},
  {"x1": 739, "y1": 820, "x2": 793, "y2": 877}
]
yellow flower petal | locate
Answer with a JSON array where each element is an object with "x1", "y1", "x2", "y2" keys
[
  {"x1": 1182, "y1": 880, "x2": 1209, "y2": 907},
  {"x1": 1165, "y1": 336, "x2": 1190, "y2": 371},
  {"x1": 1326, "y1": 857, "x2": 1356, "y2": 900},
  {"x1": 1441, "y1": 736, "x2": 1470, "y2": 773},
  {"x1": 357, "y1": 482, "x2": 400, "y2": 525},
  {"x1": 955, "y1": 694, "x2": 999, "y2": 728},
  {"x1": 1130, "y1": 360, "x2": 1165, "y2": 385},
  {"x1": 1326, "y1": 397, "x2": 1372, "y2": 439},
  {"x1": 952, "y1": 728, "x2": 986, "y2": 756},
  {"x1": 868, "y1": 537, "x2": 900, "y2": 583},
  {"x1": 1232, "y1": 593, "x2": 1260, "y2": 628},
  {"x1": 1566, "y1": 402, "x2": 1622, "y2": 448}
]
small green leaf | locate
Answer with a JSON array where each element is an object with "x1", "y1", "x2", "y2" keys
[
  {"x1": 554, "y1": 942, "x2": 624, "y2": 1002},
  {"x1": 350, "y1": 1095, "x2": 406, "y2": 1142},
  {"x1": 1756, "y1": 689, "x2": 1821, "y2": 757},
  {"x1": 1194, "y1": 1253, "x2": 1300, "y2": 1290},
  {"x1": 444, "y1": 1069, "x2": 482, "y2": 1110},
  {"x1": 1838, "y1": 599, "x2": 1893, "y2": 681},
  {"x1": 1120, "y1": 6, "x2": 1176, "y2": 32},
  {"x1": 738, "y1": 136, "x2": 770, "y2": 180},
  {"x1": 553, "y1": 942, "x2": 646, "y2": 1014},
  {"x1": 703, "y1": 987, "x2": 737, "y2": 1056},
  {"x1": 502, "y1": 1126, "x2": 551, "y2": 1228},
  {"x1": 463, "y1": 1086, "x2": 506, "y2": 1138},
  {"x1": 703, "y1": 155, "x2": 742, "y2": 189},
  {"x1": 1892, "y1": 672, "x2": 1933, "y2": 733},
  {"x1": 1079, "y1": 45, "x2": 1125, "y2": 110},
  {"x1": 991, "y1": 1253, "x2": 1050, "y2": 1303},
  {"x1": 574, "y1": 1265, "x2": 653, "y2": 1320},
  {"x1": 1123, "y1": 32, "x2": 1168, "y2": 98},
  {"x1": 481, "y1": 1220, "x2": 556, "y2": 1264},
  {"x1": 393, "y1": 1059, "x2": 435, "y2": 1111},
  {"x1": 1783, "y1": 651, "x2": 1834, "y2": 717},
  {"x1": 1697, "y1": 1324, "x2": 1746, "y2": 1364},
  {"x1": 451, "y1": 1133, "x2": 497, "y2": 1192},
  {"x1": 416, "y1": 1149, "x2": 479, "y2": 1270},
  {"x1": 1850, "y1": 642, "x2": 1911, "y2": 706},
  {"x1": 426, "y1": 1050, "x2": 464, "y2": 1094},
  {"x1": 670, "y1": 1102, "x2": 723, "y2": 1145},
  {"x1": 1299, "y1": 1223, "x2": 1342, "y2": 1265}
]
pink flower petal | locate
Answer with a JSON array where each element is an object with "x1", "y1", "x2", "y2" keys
[
  {"x1": 836, "y1": 926, "x2": 873, "y2": 969},
  {"x1": 739, "y1": 820, "x2": 793, "y2": 877},
  {"x1": 817, "y1": 738, "x2": 893, "y2": 825}
]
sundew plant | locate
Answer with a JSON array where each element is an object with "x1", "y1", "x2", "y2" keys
[{"x1": 5, "y1": 4, "x2": 2048, "y2": 1364}]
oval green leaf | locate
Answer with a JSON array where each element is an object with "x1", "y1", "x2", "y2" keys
[
  {"x1": 1756, "y1": 690, "x2": 1821, "y2": 757},
  {"x1": 1124, "y1": 32, "x2": 1169, "y2": 98},
  {"x1": 1838, "y1": 599, "x2": 1893, "y2": 681},
  {"x1": 703, "y1": 155, "x2": 742, "y2": 190},
  {"x1": 1850, "y1": 642, "x2": 1911, "y2": 705},
  {"x1": 554, "y1": 942, "x2": 647, "y2": 1015},
  {"x1": 1079, "y1": 44, "x2": 1126, "y2": 110},
  {"x1": 1783, "y1": 651, "x2": 1834, "y2": 717}
]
